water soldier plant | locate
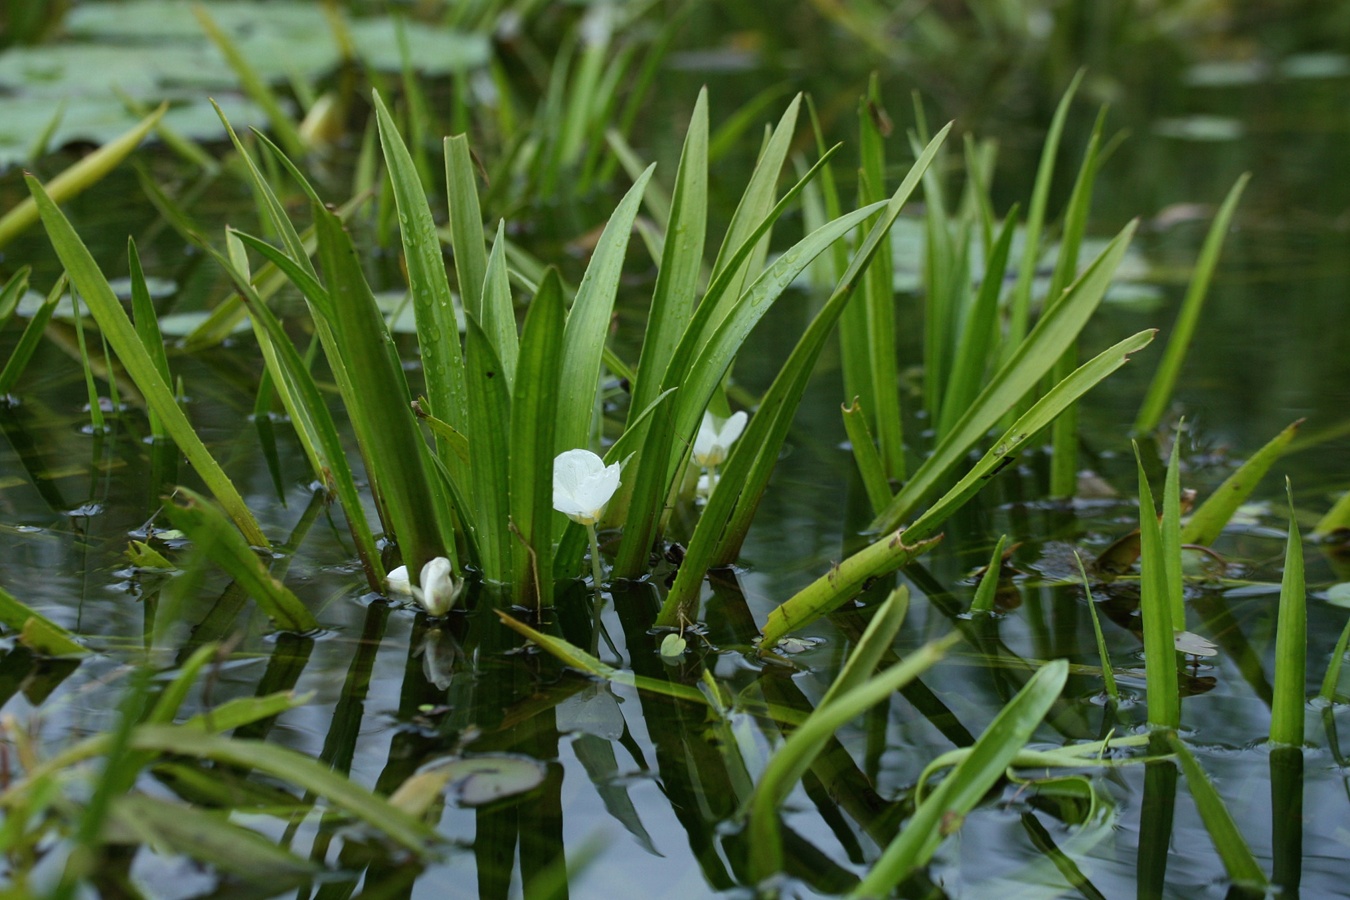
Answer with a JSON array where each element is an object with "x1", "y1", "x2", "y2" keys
[{"x1": 5, "y1": 11, "x2": 1349, "y2": 889}]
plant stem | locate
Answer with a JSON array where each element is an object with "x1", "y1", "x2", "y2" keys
[{"x1": 586, "y1": 522, "x2": 605, "y2": 591}]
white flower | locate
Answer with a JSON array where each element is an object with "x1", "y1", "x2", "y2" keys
[
  {"x1": 386, "y1": 565, "x2": 414, "y2": 595},
  {"x1": 553, "y1": 449, "x2": 621, "y2": 525},
  {"x1": 386, "y1": 556, "x2": 461, "y2": 616},
  {"x1": 692, "y1": 410, "x2": 747, "y2": 468}
]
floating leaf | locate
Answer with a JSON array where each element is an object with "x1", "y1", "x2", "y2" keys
[
  {"x1": 423, "y1": 756, "x2": 549, "y2": 807},
  {"x1": 1174, "y1": 631, "x2": 1218, "y2": 657},
  {"x1": 659, "y1": 633, "x2": 688, "y2": 659}
]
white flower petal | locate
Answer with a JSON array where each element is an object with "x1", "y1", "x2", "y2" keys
[
  {"x1": 418, "y1": 557, "x2": 459, "y2": 616},
  {"x1": 692, "y1": 410, "x2": 748, "y2": 468},
  {"x1": 693, "y1": 411, "x2": 719, "y2": 462},
  {"x1": 717, "y1": 410, "x2": 747, "y2": 446},
  {"x1": 386, "y1": 565, "x2": 413, "y2": 595},
  {"x1": 553, "y1": 449, "x2": 621, "y2": 525}
]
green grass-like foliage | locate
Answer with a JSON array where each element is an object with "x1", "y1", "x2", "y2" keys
[
  {"x1": 1167, "y1": 733, "x2": 1268, "y2": 889},
  {"x1": 1271, "y1": 480, "x2": 1307, "y2": 746},
  {"x1": 852, "y1": 659, "x2": 1070, "y2": 895},
  {"x1": 1135, "y1": 442, "x2": 1180, "y2": 729},
  {"x1": 27, "y1": 173, "x2": 270, "y2": 549}
]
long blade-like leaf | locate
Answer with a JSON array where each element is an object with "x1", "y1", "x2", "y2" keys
[
  {"x1": 853, "y1": 659, "x2": 1070, "y2": 895},
  {"x1": 374, "y1": 90, "x2": 468, "y2": 457},
  {"x1": 0, "y1": 583, "x2": 87, "y2": 657},
  {"x1": 0, "y1": 105, "x2": 165, "y2": 249},
  {"x1": 748, "y1": 632, "x2": 955, "y2": 881},
  {"x1": 872, "y1": 220, "x2": 1139, "y2": 534},
  {"x1": 1167, "y1": 733, "x2": 1268, "y2": 888},
  {"x1": 27, "y1": 174, "x2": 269, "y2": 548},
  {"x1": 658, "y1": 123, "x2": 952, "y2": 623},
  {"x1": 446, "y1": 133, "x2": 489, "y2": 320},
  {"x1": 762, "y1": 329, "x2": 1154, "y2": 646},
  {"x1": 464, "y1": 317, "x2": 512, "y2": 582},
  {"x1": 1271, "y1": 480, "x2": 1306, "y2": 746},
  {"x1": 1184, "y1": 419, "x2": 1301, "y2": 545},
  {"x1": 165, "y1": 488, "x2": 317, "y2": 632},
  {"x1": 1136, "y1": 443, "x2": 1180, "y2": 729},
  {"x1": 313, "y1": 202, "x2": 446, "y2": 578},
  {"x1": 510, "y1": 270, "x2": 565, "y2": 604}
]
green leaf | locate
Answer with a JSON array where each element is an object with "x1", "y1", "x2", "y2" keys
[
  {"x1": 858, "y1": 80, "x2": 904, "y2": 480},
  {"x1": 0, "y1": 267, "x2": 29, "y2": 333},
  {"x1": 481, "y1": 220, "x2": 518, "y2": 391},
  {"x1": 709, "y1": 93, "x2": 800, "y2": 303},
  {"x1": 146, "y1": 644, "x2": 218, "y2": 725},
  {"x1": 0, "y1": 105, "x2": 166, "y2": 250},
  {"x1": 109, "y1": 794, "x2": 317, "y2": 884},
  {"x1": 464, "y1": 317, "x2": 512, "y2": 582},
  {"x1": 494, "y1": 611, "x2": 708, "y2": 707},
  {"x1": 611, "y1": 90, "x2": 710, "y2": 575},
  {"x1": 313, "y1": 201, "x2": 447, "y2": 578},
  {"x1": 1005, "y1": 71, "x2": 1083, "y2": 353},
  {"x1": 510, "y1": 270, "x2": 565, "y2": 604},
  {"x1": 872, "y1": 220, "x2": 1139, "y2": 534},
  {"x1": 555, "y1": 165, "x2": 655, "y2": 459},
  {"x1": 193, "y1": 4, "x2": 305, "y2": 158},
  {"x1": 26, "y1": 173, "x2": 269, "y2": 548},
  {"x1": 1135, "y1": 174, "x2": 1250, "y2": 434},
  {"x1": 659, "y1": 123, "x2": 952, "y2": 623},
  {"x1": 1167, "y1": 733, "x2": 1268, "y2": 889},
  {"x1": 1047, "y1": 108, "x2": 1108, "y2": 498},
  {"x1": 1136, "y1": 443, "x2": 1180, "y2": 729},
  {"x1": 819, "y1": 586, "x2": 909, "y2": 707},
  {"x1": 1162, "y1": 433, "x2": 1186, "y2": 627},
  {"x1": 0, "y1": 275, "x2": 65, "y2": 396},
  {"x1": 373, "y1": 90, "x2": 468, "y2": 463},
  {"x1": 842, "y1": 398, "x2": 893, "y2": 516},
  {"x1": 127, "y1": 238, "x2": 172, "y2": 438},
  {"x1": 625, "y1": 88, "x2": 708, "y2": 431},
  {"x1": 165, "y1": 487, "x2": 317, "y2": 632},
  {"x1": 211, "y1": 235, "x2": 384, "y2": 590},
  {"x1": 853, "y1": 659, "x2": 1070, "y2": 895},
  {"x1": 445, "y1": 133, "x2": 489, "y2": 320},
  {"x1": 970, "y1": 535, "x2": 1010, "y2": 615},
  {"x1": 128, "y1": 726, "x2": 435, "y2": 852},
  {"x1": 1271, "y1": 480, "x2": 1307, "y2": 746},
  {"x1": 0, "y1": 583, "x2": 87, "y2": 657},
  {"x1": 762, "y1": 329, "x2": 1154, "y2": 646},
  {"x1": 937, "y1": 208, "x2": 1018, "y2": 438},
  {"x1": 748, "y1": 632, "x2": 955, "y2": 882},
  {"x1": 1077, "y1": 552, "x2": 1120, "y2": 702},
  {"x1": 1184, "y1": 419, "x2": 1301, "y2": 544}
]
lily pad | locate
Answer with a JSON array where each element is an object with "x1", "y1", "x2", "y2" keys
[
  {"x1": 1324, "y1": 583, "x2": 1350, "y2": 609},
  {"x1": 425, "y1": 755, "x2": 549, "y2": 807},
  {"x1": 1174, "y1": 630, "x2": 1219, "y2": 657},
  {"x1": 0, "y1": 1, "x2": 488, "y2": 170}
]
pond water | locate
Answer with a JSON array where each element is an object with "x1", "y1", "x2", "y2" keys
[{"x1": 2, "y1": 4, "x2": 1350, "y2": 898}]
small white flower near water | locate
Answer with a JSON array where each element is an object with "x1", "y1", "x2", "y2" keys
[
  {"x1": 693, "y1": 410, "x2": 747, "y2": 469},
  {"x1": 386, "y1": 556, "x2": 462, "y2": 616},
  {"x1": 692, "y1": 410, "x2": 747, "y2": 497},
  {"x1": 552, "y1": 449, "x2": 621, "y2": 525}
]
